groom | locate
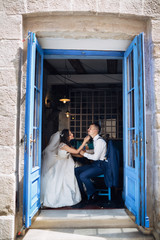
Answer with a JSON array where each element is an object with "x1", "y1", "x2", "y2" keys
[{"x1": 75, "y1": 123, "x2": 107, "y2": 203}]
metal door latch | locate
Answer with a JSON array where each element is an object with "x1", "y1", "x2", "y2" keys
[{"x1": 30, "y1": 134, "x2": 36, "y2": 156}]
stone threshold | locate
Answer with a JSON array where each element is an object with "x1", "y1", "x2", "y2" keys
[{"x1": 31, "y1": 209, "x2": 137, "y2": 229}]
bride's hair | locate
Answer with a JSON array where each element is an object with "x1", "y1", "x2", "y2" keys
[{"x1": 60, "y1": 129, "x2": 71, "y2": 147}]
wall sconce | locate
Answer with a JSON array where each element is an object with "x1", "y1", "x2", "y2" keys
[
  {"x1": 45, "y1": 96, "x2": 51, "y2": 108},
  {"x1": 65, "y1": 110, "x2": 70, "y2": 118}
]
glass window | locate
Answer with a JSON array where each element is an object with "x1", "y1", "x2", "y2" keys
[{"x1": 69, "y1": 89, "x2": 122, "y2": 139}]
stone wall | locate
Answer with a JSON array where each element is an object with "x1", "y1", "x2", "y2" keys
[
  {"x1": 0, "y1": 1, "x2": 23, "y2": 239},
  {"x1": 0, "y1": 0, "x2": 160, "y2": 239},
  {"x1": 151, "y1": 18, "x2": 160, "y2": 239}
]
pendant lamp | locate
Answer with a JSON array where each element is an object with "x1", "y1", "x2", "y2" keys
[
  {"x1": 59, "y1": 96, "x2": 70, "y2": 104},
  {"x1": 59, "y1": 69, "x2": 70, "y2": 104}
]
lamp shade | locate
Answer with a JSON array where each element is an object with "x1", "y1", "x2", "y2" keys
[{"x1": 59, "y1": 96, "x2": 70, "y2": 104}]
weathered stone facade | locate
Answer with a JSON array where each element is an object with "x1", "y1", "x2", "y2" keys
[{"x1": 0, "y1": 0, "x2": 160, "y2": 239}]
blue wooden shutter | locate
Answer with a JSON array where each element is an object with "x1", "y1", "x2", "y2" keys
[
  {"x1": 23, "y1": 32, "x2": 43, "y2": 228},
  {"x1": 123, "y1": 33, "x2": 149, "y2": 227},
  {"x1": 137, "y1": 33, "x2": 149, "y2": 228}
]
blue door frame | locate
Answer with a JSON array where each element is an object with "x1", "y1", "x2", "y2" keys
[{"x1": 23, "y1": 32, "x2": 149, "y2": 228}]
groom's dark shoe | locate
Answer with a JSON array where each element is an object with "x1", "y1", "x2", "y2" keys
[
  {"x1": 71, "y1": 199, "x2": 87, "y2": 208},
  {"x1": 82, "y1": 194, "x2": 88, "y2": 201},
  {"x1": 88, "y1": 192, "x2": 99, "y2": 204}
]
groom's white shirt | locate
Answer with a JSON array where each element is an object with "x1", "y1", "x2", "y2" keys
[{"x1": 84, "y1": 134, "x2": 106, "y2": 161}]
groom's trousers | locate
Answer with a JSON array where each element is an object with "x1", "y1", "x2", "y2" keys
[{"x1": 75, "y1": 160, "x2": 107, "y2": 199}]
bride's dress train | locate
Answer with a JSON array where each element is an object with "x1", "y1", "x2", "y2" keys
[{"x1": 41, "y1": 131, "x2": 81, "y2": 208}]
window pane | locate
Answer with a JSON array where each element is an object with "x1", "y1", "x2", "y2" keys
[
  {"x1": 128, "y1": 90, "x2": 135, "y2": 128},
  {"x1": 127, "y1": 50, "x2": 134, "y2": 91},
  {"x1": 69, "y1": 88, "x2": 122, "y2": 139},
  {"x1": 128, "y1": 129, "x2": 135, "y2": 168}
]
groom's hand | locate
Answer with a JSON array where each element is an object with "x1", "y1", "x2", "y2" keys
[
  {"x1": 80, "y1": 150, "x2": 85, "y2": 156},
  {"x1": 84, "y1": 135, "x2": 90, "y2": 143}
]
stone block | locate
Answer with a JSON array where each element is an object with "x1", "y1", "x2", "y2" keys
[
  {"x1": 0, "y1": 87, "x2": 17, "y2": 117},
  {"x1": 151, "y1": 19, "x2": 160, "y2": 43},
  {"x1": 23, "y1": 14, "x2": 146, "y2": 41},
  {"x1": 154, "y1": 166, "x2": 160, "y2": 201},
  {"x1": 144, "y1": 0, "x2": 160, "y2": 17},
  {"x1": 154, "y1": 72, "x2": 160, "y2": 94},
  {"x1": 27, "y1": 0, "x2": 48, "y2": 13},
  {"x1": 0, "y1": 40, "x2": 22, "y2": 68},
  {"x1": 154, "y1": 200, "x2": 160, "y2": 220},
  {"x1": 154, "y1": 112, "x2": 160, "y2": 129},
  {"x1": 154, "y1": 58, "x2": 160, "y2": 74},
  {"x1": 0, "y1": 146, "x2": 16, "y2": 174},
  {"x1": 153, "y1": 130, "x2": 160, "y2": 165},
  {"x1": 0, "y1": 12, "x2": 3, "y2": 40},
  {"x1": 98, "y1": 0, "x2": 120, "y2": 14},
  {"x1": 27, "y1": 0, "x2": 72, "y2": 13},
  {"x1": 0, "y1": 115, "x2": 16, "y2": 146},
  {"x1": 48, "y1": 0, "x2": 72, "y2": 12},
  {"x1": 120, "y1": 0, "x2": 143, "y2": 16},
  {"x1": 0, "y1": 13, "x2": 22, "y2": 39},
  {"x1": 0, "y1": 68, "x2": 17, "y2": 87},
  {"x1": 3, "y1": 0, "x2": 26, "y2": 15},
  {"x1": 0, "y1": 216, "x2": 15, "y2": 240},
  {"x1": 0, "y1": 0, "x2": 3, "y2": 12},
  {"x1": 153, "y1": 44, "x2": 160, "y2": 58},
  {"x1": 72, "y1": 0, "x2": 97, "y2": 13},
  {"x1": 0, "y1": 174, "x2": 15, "y2": 215},
  {"x1": 155, "y1": 88, "x2": 160, "y2": 113}
]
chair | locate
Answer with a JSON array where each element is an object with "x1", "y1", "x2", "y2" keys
[
  {"x1": 96, "y1": 139, "x2": 123, "y2": 201},
  {"x1": 97, "y1": 174, "x2": 111, "y2": 201}
]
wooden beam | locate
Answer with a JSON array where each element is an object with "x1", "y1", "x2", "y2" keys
[{"x1": 68, "y1": 59, "x2": 86, "y2": 74}]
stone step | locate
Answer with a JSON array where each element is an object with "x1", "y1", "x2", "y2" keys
[
  {"x1": 23, "y1": 228, "x2": 154, "y2": 240},
  {"x1": 31, "y1": 209, "x2": 137, "y2": 229}
]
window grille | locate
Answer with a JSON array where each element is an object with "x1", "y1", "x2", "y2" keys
[{"x1": 69, "y1": 88, "x2": 122, "y2": 140}]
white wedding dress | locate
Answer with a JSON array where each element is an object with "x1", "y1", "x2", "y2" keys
[{"x1": 41, "y1": 131, "x2": 81, "y2": 208}]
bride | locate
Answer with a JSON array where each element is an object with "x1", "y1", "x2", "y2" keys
[{"x1": 41, "y1": 129, "x2": 90, "y2": 208}]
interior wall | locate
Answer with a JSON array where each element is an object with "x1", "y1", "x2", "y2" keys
[{"x1": 42, "y1": 72, "x2": 70, "y2": 149}]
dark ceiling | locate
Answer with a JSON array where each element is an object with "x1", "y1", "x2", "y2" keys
[
  {"x1": 44, "y1": 59, "x2": 123, "y2": 86},
  {"x1": 44, "y1": 59, "x2": 122, "y2": 75}
]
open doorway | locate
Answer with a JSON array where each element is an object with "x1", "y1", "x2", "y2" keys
[
  {"x1": 42, "y1": 58, "x2": 124, "y2": 209},
  {"x1": 23, "y1": 32, "x2": 147, "y2": 228}
]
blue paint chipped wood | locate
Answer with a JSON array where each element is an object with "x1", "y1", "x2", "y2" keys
[
  {"x1": 23, "y1": 32, "x2": 43, "y2": 228},
  {"x1": 123, "y1": 33, "x2": 149, "y2": 227}
]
